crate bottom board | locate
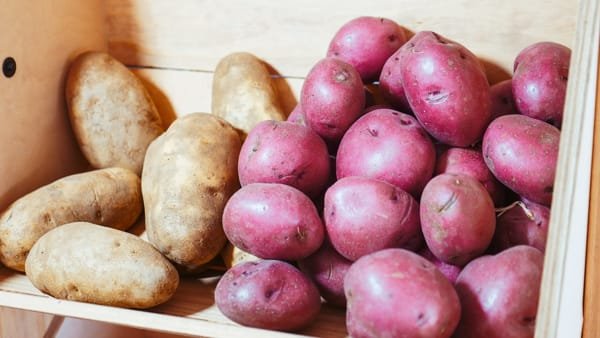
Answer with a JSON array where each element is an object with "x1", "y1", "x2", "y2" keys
[{"x1": 0, "y1": 268, "x2": 347, "y2": 338}]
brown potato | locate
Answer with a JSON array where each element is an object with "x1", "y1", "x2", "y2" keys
[
  {"x1": 25, "y1": 222, "x2": 179, "y2": 309},
  {"x1": 0, "y1": 167, "x2": 142, "y2": 271},
  {"x1": 211, "y1": 52, "x2": 286, "y2": 134},
  {"x1": 66, "y1": 51, "x2": 164, "y2": 175},
  {"x1": 142, "y1": 113, "x2": 241, "y2": 272},
  {"x1": 221, "y1": 242, "x2": 261, "y2": 269}
]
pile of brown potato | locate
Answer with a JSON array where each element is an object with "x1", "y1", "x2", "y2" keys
[{"x1": 0, "y1": 15, "x2": 569, "y2": 338}]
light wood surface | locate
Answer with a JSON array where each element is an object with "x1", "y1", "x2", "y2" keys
[
  {"x1": 0, "y1": 307, "x2": 54, "y2": 338},
  {"x1": 536, "y1": 0, "x2": 600, "y2": 337},
  {"x1": 582, "y1": 13, "x2": 600, "y2": 338},
  {"x1": 2, "y1": 0, "x2": 598, "y2": 337}
]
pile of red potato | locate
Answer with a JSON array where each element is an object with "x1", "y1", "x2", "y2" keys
[{"x1": 215, "y1": 16, "x2": 570, "y2": 338}]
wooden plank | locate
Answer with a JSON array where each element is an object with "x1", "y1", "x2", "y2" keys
[
  {"x1": 107, "y1": 0, "x2": 576, "y2": 79},
  {"x1": 0, "y1": 307, "x2": 54, "y2": 338},
  {"x1": 582, "y1": 26, "x2": 600, "y2": 338},
  {"x1": 0, "y1": 268, "x2": 347, "y2": 338},
  {"x1": 536, "y1": 0, "x2": 600, "y2": 337},
  {"x1": 130, "y1": 68, "x2": 302, "y2": 125}
]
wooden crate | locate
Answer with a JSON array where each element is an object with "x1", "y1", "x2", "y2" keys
[{"x1": 1, "y1": 0, "x2": 599, "y2": 337}]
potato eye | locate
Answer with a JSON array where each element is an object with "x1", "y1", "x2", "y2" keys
[{"x1": 3, "y1": 57, "x2": 16, "y2": 78}]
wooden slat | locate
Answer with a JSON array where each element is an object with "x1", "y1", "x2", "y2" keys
[
  {"x1": 106, "y1": 0, "x2": 575, "y2": 79},
  {"x1": 536, "y1": 0, "x2": 600, "y2": 337},
  {"x1": 0, "y1": 307, "x2": 54, "y2": 338},
  {"x1": 0, "y1": 268, "x2": 347, "y2": 338},
  {"x1": 582, "y1": 25, "x2": 600, "y2": 338}
]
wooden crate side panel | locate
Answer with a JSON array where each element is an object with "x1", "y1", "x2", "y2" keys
[{"x1": 106, "y1": 0, "x2": 576, "y2": 79}]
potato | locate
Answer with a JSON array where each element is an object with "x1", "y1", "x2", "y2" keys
[
  {"x1": 420, "y1": 173, "x2": 496, "y2": 266},
  {"x1": 25, "y1": 222, "x2": 179, "y2": 309},
  {"x1": 419, "y1": 246, "x2": 462, "y2": 284},
  {"x1": 215, "y1": 260, "x2": 321, "y2": 331},
  {"x1": 0, "y1": 167, "x2": 141, "y2": 272},
  {"x1": 436, "y1": 147, "x2": 506, "y2": 206},
  {"x1": 238, "y1": 120, "x2": 330, "y2": 197},
  {"x1": 327, "y1": 16, "x2": 407, "y2": 83},
  {"x1": 512, "y1": 42, "x2": 571, "y2": 128},
  {"x1": 220, "y1": 242, "x2": 260, "y2": 269},
  {"x1": 142, "y1": 113, "x2": 241, "y2": 272},
  {"x1": 344, "y1": 248, "x2": 460, "y2": 338},
  {"x1": 300, "y1": 57, "x2": 365, "y2": 144},
  {"x1": 324, "y1": 176, "x2": 422, "y2": 261},
  {"x1": 336, "y1": 108, "x2": 436, "y2": 197},
  {"x1": 66, "y1": 51, "x2": 164, "y2": 175},
  {"x1": 492, "y1": 200, "x2": 550, "y2": 253},
  {"x1": 490, "y1": 79, "x2": 518, "y2": 119},
  {"x1": 286, "y1": 103, "x2": 307, "y2": 126},
  {"x1": 400, "y1": 31, "x2": 492, "y2": 147},
  {"x1": 212, "y1": 52, "x2": 285, "y2": 134},
  {"x1": 482, "y1": 114, "x2": 559, "y2": 206},
  {"x1": 379, "y1": 47, "x2": 411, "y2": 112},
  {"x1": 298, "y1": 240, "x2": 353, "y2": 307},
  {"x1": 223, "y1": 183, "x2": 324, "y2": 260},
  {"x1": 454, "y1": 245, "x2": 543, "y2": 338}
]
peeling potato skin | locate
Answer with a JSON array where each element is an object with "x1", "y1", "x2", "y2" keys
[
  {"x1": 66, "y1": 51, "x2": 164, "y2": 175},
  {"x1": 211, "y1": 52, "x2": 285, "y2": 134},
  {"x1": 0, "y1": 167, "x2": 142, "y2": 272},
  {"x1": 25, "y1": 222, "x2": 179, "y2": 309},
  {"x1": 419, "y1": 173, "x2": 496, "y2": 266},
  {"x1": 142, "y1": 113, "x2": 241, "y2": 272}
]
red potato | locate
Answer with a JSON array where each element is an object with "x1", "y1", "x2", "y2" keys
[
  {"x1": 420, "y1": 173, "x2": 496, "y2": 266},
  {"x1": 492, "y1": 200, "x2": 550, "y2": 253},
  {"x1": 215, "y1": 260, "x2": 321, "y2": 331},
  {"x1": 327, "y1": 16, "x2": 407, "y2": 83},
  {"x1": 436, "y1": 147, "x2": 506, "y2": 206},
  {"x1": 336, "y1": 109, "x2": 436, "y2": 197},
  {"x1": 453, "y1": 245, "x2": 544, "y2": 338},
  {"x1": 300, "y1": 57, "x2": 365, "y2": 144},
  {"x1": 482, "y1": 114, "x2": 559, "y2": 206},
  {"x1": 400, "y1": 31, "x2": 492, "y2": 147},
  {"x1": 223, "y1": 183, "x2": 324, "y2": 261},
  {"x1": 419, "y1": 246, "x2": 462, "y2": 284},
  {"x1": 379, "y1": 46, "x2": 411, "y2": 112},
  {"x1": 345, "y1": 248, "x2": 461, "y2": 338},
  {"x1": 286, "y1": 103, "x2": 307, "y2": 126},
  {"x1": 512, "y1": 42, "x2": 570, "y2": 128},
  {"x1": 490, "y1": 79, "x2": 519, "y2": 119},
  {"x1": 238, "y1": 120, "x2": 330, "y2": 197},
  {"x1": 298, "y1": 241, "x2": 352, "y2": 307},
  {"x1": 323, "y1": 176, "x2": 422, "y2": 261}
]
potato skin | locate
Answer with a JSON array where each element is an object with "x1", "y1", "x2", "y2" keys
[
  {"x1": 400, "y1": 31, "x2": 491, "y2": 147},
  {"x1": 238, "y1": 120, "x2": 330, "y2": 197},
  {"x1": 324, "y1": 176, "x2": 422, "y2": 261},
  {"x1": 66, "y1": 51, "x2": 164, "y2": 175},
  {"x1": 212, "y1": 52, "x2": 285, "y2": 134},
  {"x1": 436, "y1": 147, "x2": 506, "y2": 206},
  {"x1": 512, "y1": 42, "x2": 570, "y2": 128},
  {"x1": 301, "y1": 57, "x2": 365, "y2": 143},
  {"x1": 482, "y1": 114, "x2": 559, "y2": 206},
  {"x1": 336, "y1": 109, "x2": 436, "y2": 197},
  {"x1": 25, "y1": 222, "x2": 179, "y2": 309},
  {"x1": 492, "y1": 200, "x2": 549, "y2": 253},
  {"x1": 215, "y1": 260, "x2": 321, "y2": 331},
  {"x1": 419, "y1": 246, "x2": 462, "y2": 284},
  {"x1": 454, "y1": 245, "x2": 543, "y2": 338},
  {"x1": 0, "y1": 167, "x2": 141, "y2": 272},
  {"x1": 420, "y1": 173, "x2": 496, "y2": 266},
  {"x1": 223, "y1": 183, "x2": 324, "y2": 261},
  {"x1": 142, "y1": 113, "x2": 241, "y2": 272},
  {"x1": 327, "y1": 16, "x2": 407, "y2": 83},
  {"x1": 490, "y1": 79, "x2": 518, "y2": 120},
  {"x1": 344, "y1": 248, "x2": 461, "y2": 338}
]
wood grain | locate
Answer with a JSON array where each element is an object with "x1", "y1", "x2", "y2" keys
[
  {"x1": 0, "y1": 307, "x2": 54, "y2": 338},
  {"x1": 536, "y1": 0, "x2": 600, "y2": 337},
  {"x1": 106, "y1": 0, "x2": 575, "y2": 78},
  {"x1": 582, "y1": 19, "x2": 600, "y2": 338}
]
